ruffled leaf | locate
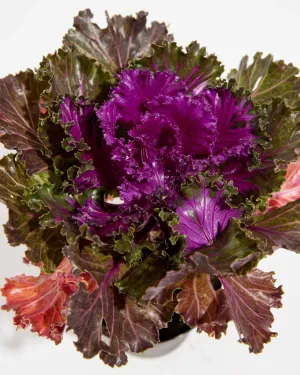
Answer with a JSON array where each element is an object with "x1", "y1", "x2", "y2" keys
[
  {"x1": 143, "y1": 252, "x2": 216, "y2": 305},
  {"x1": 268, "y1": 157, "x2": 300, "y2": 209},
  {"x1": 63, "y1": 9, "x2": 170, "y2": 75},
  {"x1": 0, "y1": 155, "x2": 65, "y2": 272},
  {"x1": 74, "y1": 195, "x2": 136, "y2": 241},
  {"x1": 39, "y1": 46, "x2": 114, "y2": 105},
  {"x1": 1, "y1": 258, "x2": 92, "y2": 344},
  {"x1": 246, "y1": 198, "x2": 300, "y2": 253},
  {"x1": 115, "y1": 250, "x2": 168, "y2": 300},
  {"x1": 25, "y1": 183, "x2": 80, "y2": 245},
  {"x1": 0, "y1": 70, "x2": 48, "y2": 174},
  {"x1": 228, "y1": 53, "x2": 300, "y2": 108},
  {"x1": 260, "y1": 98, "x2": 300, "y2": 172},
  {"x1": 175, "y1": 273, "x2": 217, "y2": 327},
  {"x1": 67, "y1": 280, "x2": 172, "y2": 367},
  {"x1": 136, "y1": 41, "x2": 224, "y2": 91},
  {"x1": 200, "y1": 221, "x2": 263, "y2": 275},
  {"x1": 98, "y1": 69, "x2": 185, "y2": 146},
  {"x1": 219, "y1": 269, "x2": 283, "y2": 353},
  {"x1": 64, "y1": 243, "x2": 114, "y2": 284},
  {"x1": 60, "y1": 95, "x2": 120, "y2": 191},
  {"x1": 226, "y1": 98, "x2": 300, "y2": 199},
  {"x1": 202, "y1": 87, "x2": 256, "y2": 166}
]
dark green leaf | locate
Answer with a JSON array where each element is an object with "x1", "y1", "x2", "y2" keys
[
  {"x1": 25, "y1": 183, "x2": 80, "y2": 244},
  {"x1": 0, "y1": 155, "x2": 65, "y2": 272},
  {"x1": 246, "y1": 198, "x2": 300, "y2": 253},
  {"x1": 64, "y1": 243, "x2": 114, "y2": 284},
  {"x1": 38, "y1": 46, "x2": 114, "y2": 104},
  {"x1": 200, "y1": 221, "x2": 263, "y2": 275},
  {"x1": 260, "y1": 98, "x2": 300, "y2": 172},
  {"x1": 228, "y1": 53, "x2": 300, "y2": 108},
  {"x1": 115, "y1": 250, "x2": 168, "y2": 300},
  {"x1": 136, "y1": 41, "x2": 224, "y2": 89},
  {"x1": 244, "y1": 99, "x2": 300, "y2": 200}
]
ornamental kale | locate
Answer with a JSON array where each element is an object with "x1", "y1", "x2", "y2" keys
[{"x1": 1, "y1": 8, "x2": 300, "y2": 368}]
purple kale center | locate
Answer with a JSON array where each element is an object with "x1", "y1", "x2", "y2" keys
[{"x1": 61, "y1": 68, "x2": 255, "y2": 251}]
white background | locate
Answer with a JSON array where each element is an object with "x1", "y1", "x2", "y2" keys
[{"x1": 0, "y1": 0, "x2": 300, "y2": 374}]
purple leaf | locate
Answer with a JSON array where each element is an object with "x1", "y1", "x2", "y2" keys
[
  {"x1": 175, "y1": 180, "x2": 240, "y2": 253},
  {"x1": 219, "y1": 269, "x2": 283, "y2": 353},
  {"x1": 60, "y1": 95, "x2": 121, "y2": 190}
]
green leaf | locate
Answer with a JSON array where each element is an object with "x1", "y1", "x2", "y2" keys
[
  {"x1": 25, "y1": 183, "x2": 80, "y2": 245},
  {"x1": 245, "y1": 198, "x2": 300, "y2": 253},
  {"x1": 115, "y1": 250, "x2": 168, "y2": 300},
  {"x1": 0, "y1": 70, "x2": 49, "y2": 174},
  {"x1": 135, "y1": 41, "x2": 224, "y2": 89},
  {"x1": 260, "y1": 98, "x2": 300, "y2": 172},
  {"x1": 200, "y1": 221, "x2": 263, "y2": 275},
  {"x1": 0, "y1": 155, "x2": 65, "y2": 272},
  {"x1": 244, "y1": 98, "x2": 300, "y2": 200},
  {"x1": 38, "y1": 46, "x2": 115, "y2": 105},
  {"x1": 37, "y1": 107, "x2": 79, "y2": 180},
  {"x1": 228, "y1": 53, "x2": 300, "y2": 108},
  {"x1": 64, "y1": 243, "x2": 114, "y2": 284},
  {"x1": 63, "y1": 9, "x2": 170, "y2": 75},
  {"x1": 24, "y1": 227, "x2": 64, "y2": 272}
]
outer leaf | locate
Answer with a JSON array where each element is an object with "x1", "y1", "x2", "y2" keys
[
  {"x1": 63, "y1": 9, "x2": 170, "y2": 74},
  {"x1": 228, "y1": 53, "x2": 300, "y2": 108},
  {"x1": 0, "y1": 155, "x2": 65, "y2": 272},
  {"x1": 64, "y1": 243, "x2": 114, "y2": 284},
  {"x1": 115, "y1": 250, "x2": 168, "y2": 300},
  {"x1": 219, "y1": 269, "x2": 283, "y2": 353},
  {"x1": 260, "y1": 99, "x2": 300, "y2": 172},
  {"x1": 200, "y1": 221, "x2": 263, "y2": 275},
  {"x1": 246, "y1": 198, "x2": 300, "y2": 253},
  {"x1": 196, "y1": 288, "x2": 229, "y2": 338},
  {"x1": 268, "y1": 157, "x2": 300, "y2": 209},
  {"x1": 1, "y1": 258, "x2": 89, "y2": 344},
  {"x1": 136, "y1": 41, "x2": 224, "y2": 91},
  {"x1": 39, "y1": 46, "x2": 114, "y2": 104},
  {"x1": 37, "y1": 105, "x2": 78, "y2": 178},
  {"x1": 176, "y1": 273, "x2": 217, "y2": 328},
  {"x1": 26, "y1": 183, "x2": 76, "y2": 224},
  {"x1": 24, "y1": 227, "x2": 65, "y2": 273},
  {"x1": 143, "y1": 252, "x2": 216, "y2": 305},
  {"x1": 67, "y1": 282, "x2": 171, "y2": 367},
  {"x1": 0, "y1": 70, "x2": 48, "y2": 174},
  {"x1": 25, "y1": 183, "x2": 81, "y2": 245},
  {"x1": 226, "y1": 99, "x2": 300, "y2": 199}
]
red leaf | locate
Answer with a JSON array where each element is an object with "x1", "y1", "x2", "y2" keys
[
  {"x1": 1, "y1": 258, "x2": 95, "y2": 344},
  {"x1": 268, "y1": 157, "x2": 300, "y2": 209}
]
